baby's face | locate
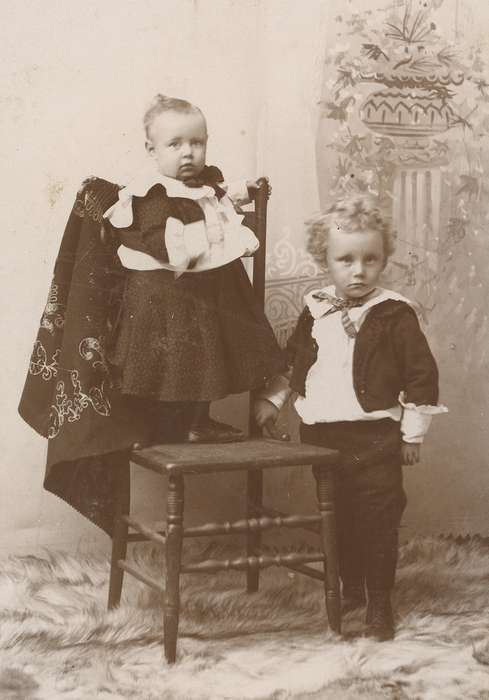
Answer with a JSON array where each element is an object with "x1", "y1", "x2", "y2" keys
[
  {"x1": 326, "y1": 228, "x2": 385, "y2": 299},
  {"x1": 146, "y1": 110, "x2": 207, "y2": 181}
]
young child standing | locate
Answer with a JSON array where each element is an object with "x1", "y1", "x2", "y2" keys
[
  {"x1": 19, "y1": 94, "x2": 284, "y2": 532},
  {"x1": 254, "y1": 195, "x2": 447, "y2": 641},
  {"x1": 104, "y1": 94, "x2": 282, "y2": 444}
]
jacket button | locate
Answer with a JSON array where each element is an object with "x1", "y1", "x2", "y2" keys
[{"x1": 360, "y1": 388, "x2": 365, "y2": 394}]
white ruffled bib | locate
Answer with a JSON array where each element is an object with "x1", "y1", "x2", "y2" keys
[{"x1": 103, "y1": 169, "x2": 259, "y2": 273}]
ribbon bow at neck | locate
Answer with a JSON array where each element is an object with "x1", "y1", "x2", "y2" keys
[{"x1": 311, "y1": 290, "x2": 374, "y2": 338}]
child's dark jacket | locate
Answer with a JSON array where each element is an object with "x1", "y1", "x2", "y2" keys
[{"x1": 287, "y1": 299, "x2": 439, "y2": 410}]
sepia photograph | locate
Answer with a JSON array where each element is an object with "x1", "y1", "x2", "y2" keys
[{"x1": 1, "y1": 0, "x2": 489, "y2": 697}]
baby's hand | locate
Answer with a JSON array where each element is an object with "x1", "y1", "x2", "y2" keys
[
  {"x1": 401, "y1": 442, "x2": 420, "y2": 465},
  {"x1": 246, "y1": 177, "x2": 272, "y2": 199},
  {"x1": 253, "y1": 399, "x2": 289, "y2": 441}
]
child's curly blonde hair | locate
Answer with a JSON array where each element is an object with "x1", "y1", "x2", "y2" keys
[{"x1": 305, "y1": 194, "x2": 395, "y2": 268}]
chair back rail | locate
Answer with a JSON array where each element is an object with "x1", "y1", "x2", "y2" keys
[{"x1": 248, "y1": 177, "x2": 270, "y2": 436}]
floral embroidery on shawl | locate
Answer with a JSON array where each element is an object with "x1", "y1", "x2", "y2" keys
[
  {"x1": 40, "y1": 283, "x2": 66, "y2": 335},
  {"x1": 48, "y1": 337, "x2": 111, "y2": 439},
  {"x1": 29, "y1": 341, "x2": 60, "y2": 381},
  {"x1": 28, "y1": 335, "x2": 111, "y2": 439}
]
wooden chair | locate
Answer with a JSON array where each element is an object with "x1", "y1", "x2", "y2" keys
[{"x1": 107, "y1": 180, "x2": 342, "y2": 663}]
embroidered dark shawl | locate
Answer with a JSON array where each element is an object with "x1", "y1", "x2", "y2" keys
[
  {"x1": 18, "y1": 178, "x2": 136, "y2": 532},
  {"x1": 18, "y1": 170, "x2": 284, "y2": 533}
]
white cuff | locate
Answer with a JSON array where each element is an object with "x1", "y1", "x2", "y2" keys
[
  {"x1": 222, "y1": 179, "x2": 251, "y2": 206},
  {"x1": 399, "y1": 392, "x2": 449, "y2": 415},
  {"x1": 398, "y1": 392, "x2": 448, "y2": 442},
  {"x1": 400, "y1": 406, "x2": 432, "y2": 443},
  {"x1": 258, "y1": 374, "x2": 292, "y2": 411}
]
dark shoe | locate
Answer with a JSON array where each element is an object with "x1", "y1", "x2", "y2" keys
[
  {"x1": 364, "y1": 591, "x2": 395, "y2": 641},
  {"x1": 186, "y1": 418, "x2": 246, "y2": 444},
  {"x1": 342, "y1": 584, "x2": 366, "y2": 615}
]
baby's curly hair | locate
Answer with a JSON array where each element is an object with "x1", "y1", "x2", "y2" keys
[{"x1": 305, "y1": 194, "x2": 395, "y2": 268}]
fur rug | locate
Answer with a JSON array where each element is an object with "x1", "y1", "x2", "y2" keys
[{"x1": 1, "y1": 537, "x2": 489, "y2": 700}]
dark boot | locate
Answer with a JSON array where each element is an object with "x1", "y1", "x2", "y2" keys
[
  {"x1": 364, "y1": 530, "x2": 399, "y2": 641},
  {"x1": 341, "y1": 582, "x2": 366, "y2": 614},
  {"x1": 186, "y1": 417, "x2": 246, "y2": 443},
  {"x1": 365, "y1": 590, "x2": 394, "y2": 641},
  {"x1": 184, "y1": 403, "x2": 245, "y2": 443}
]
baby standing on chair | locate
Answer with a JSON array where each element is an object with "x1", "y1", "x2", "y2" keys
[
  {"x1": 104, "y1": 94, "x2": 284, "y2": 445},
  {"x1": 254, "y1": 195, "x2": 447, "y2": 641},
  {"x1": 18, "y1": 93, "x2": 285, "y2": 533}
]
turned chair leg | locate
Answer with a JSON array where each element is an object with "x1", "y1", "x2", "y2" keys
[
  {"x1": 164, "y1": 474, "x2": 185, "y2": 664},
  {"x1": 246, "y1": 469, "x2": 263, "y2": 592},
  {"x1": 314, "y1": 463, "x2": 341, "y2": 633},
  {"x1": 108, "y1": 462, "x2": 131, "y2": 609}
]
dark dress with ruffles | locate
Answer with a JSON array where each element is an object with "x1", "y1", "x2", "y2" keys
[{"x1": 107, "y1": 174, "x2": 285, "y2": 402}]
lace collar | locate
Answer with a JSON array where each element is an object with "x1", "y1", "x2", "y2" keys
[{"x1": 103, "y1": 166, "x2": 218, "y2": 228}]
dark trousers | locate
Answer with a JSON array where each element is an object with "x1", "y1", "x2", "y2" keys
[{"x1": 300, "y1": 419, "x2": 407, "y2": 594}]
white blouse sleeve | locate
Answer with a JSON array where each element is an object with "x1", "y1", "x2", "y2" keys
[
  {"x1": 222, "y1": 180, "x2": 251, "y2": 207},
  {"x1": 399, "y1": 393, "x2": 448, "y2": 444}
]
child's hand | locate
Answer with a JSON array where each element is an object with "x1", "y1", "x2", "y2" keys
[
  {"x1": 253, "y1": 399, "x2": 289, "y2": 441},
  {"x1": 254, "y1": 398, "x2": 279, "y2": 427},
  {"x1": 246, "y1": 177, "x2": 272, "y2": 199},
  {"x1": 401, "y1": 442, "x2": 420, "y2": 465}
]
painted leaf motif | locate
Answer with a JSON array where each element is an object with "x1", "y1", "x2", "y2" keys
[
  {"x1": 456, "y1": 176, "x2": 480, "y2": 198},
  {"x1": 325, "y1": 97, "x2": 355, "y2": 121},
  {"x1": 362, "y1": 43, "x2": 389, "y2": 61},
  {"x1": 334, "y1": 69, "x2": 357, "y2": 90}
]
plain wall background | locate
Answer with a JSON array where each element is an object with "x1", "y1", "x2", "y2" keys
[{"x1": 2, "y1": 0, "x2": 488, "y2": 556}]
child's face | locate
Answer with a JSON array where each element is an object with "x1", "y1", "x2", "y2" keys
[
  {"x1": 146, "y1": 110, "x2": 207, "y2": 181},
  {"x1": 326, "y1": 228, "x2": 385, "y2": 299}
]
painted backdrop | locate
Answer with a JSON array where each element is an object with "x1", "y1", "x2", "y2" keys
[
  {"x1": 265, "y1": 0, "x2": 489, "y2": 536},
  {"x1": 2, "y1": 0, "x2": 488, "y2": 556}
]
